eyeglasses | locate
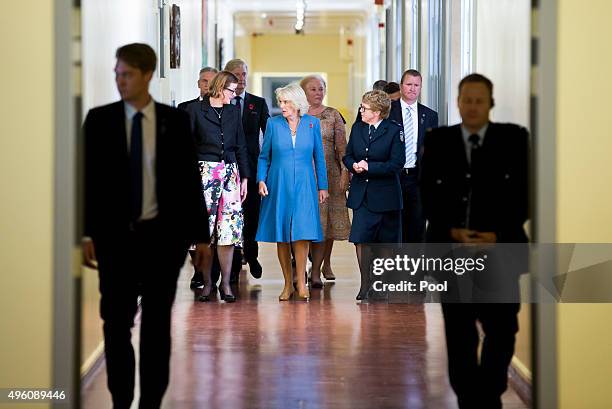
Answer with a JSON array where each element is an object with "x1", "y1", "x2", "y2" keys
[
  {"x1": 359, "y1": 104, "x2": 373, "y2": 113},
  {"x1": 224, "y1": 88, "x2": 237, "y2": 95}
]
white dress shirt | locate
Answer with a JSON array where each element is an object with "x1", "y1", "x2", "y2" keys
[
  {"x1": 125, "y1": 98, "x2": 158, "y2": 221},
  {"x1": 400, "y1": 98, "x2": 419, "y2": 168}
]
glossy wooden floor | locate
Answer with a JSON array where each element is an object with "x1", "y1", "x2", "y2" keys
[{"x1": 82, "y1": 241, "x2": 528, "y2": 409}]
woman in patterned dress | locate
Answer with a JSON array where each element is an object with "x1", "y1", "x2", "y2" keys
[
  {"x1": 184, "y1": 71, "x2": 250, "y2": 302},
  {"x1": 300, "y1": 75, "x2": 351, "y2": 287}
]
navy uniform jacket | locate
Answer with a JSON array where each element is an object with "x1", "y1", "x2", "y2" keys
[
  {"x1": 343, "y1": 119, "x2": 405, "y2": 212},
  {"x1": 421, "y1": 122, "x2": 529, "y2": 243},
  {"x1": 356, "y1": 100, "x2": 438, "y2": 172}
]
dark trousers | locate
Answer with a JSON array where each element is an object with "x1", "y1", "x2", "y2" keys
[
  {"x1": 400, "y1": 172, "x2": 425, "y2": 243},
  {"x1": 242, "y1": 179, "x2": 261, "y2": 263},
  {"x1": 95, "y1": 221, "x2": 187, "y2": 409},
  {"x1": 441, "y1": 303, "x2": 520, "y2": 409}
]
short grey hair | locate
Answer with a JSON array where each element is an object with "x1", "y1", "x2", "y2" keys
[
  {"x1": 275, "y1": 82, "x2": 310, "y2": 116},
  {"x1": 224, "y1": 58, "x2": 248, "y2": 72},
  {"x1": 199, "y1": 66, "x2": 218, "y2": 75},
  {"x1": 300, "y1": 74, "x2": 327, "y2": 91}
]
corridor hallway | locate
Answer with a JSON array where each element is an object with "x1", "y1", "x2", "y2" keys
[{"x1": 81, "y1": 242, "x2": 527, "y2": 409}]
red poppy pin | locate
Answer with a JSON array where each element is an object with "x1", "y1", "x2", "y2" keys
[
  {"x1": 309, "y1": 123, "x2": 313, "y2": 128},
  {"x1": 248, "y1": 103, "x2": 254, "y2": 110}
]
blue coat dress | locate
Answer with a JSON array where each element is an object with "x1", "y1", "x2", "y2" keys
[{"x1": 256, "y1": 114, "x2": 328, "y2": 243}]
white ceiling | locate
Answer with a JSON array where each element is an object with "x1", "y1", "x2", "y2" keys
[
  {"x1": 222, "y1": 0, "x2": 377, "y2": 13},
  {"x1": 234, "y1": 11, "x2": 367, "y2": 36}
]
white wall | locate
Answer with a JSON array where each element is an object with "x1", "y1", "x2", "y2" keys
[
  {"x1": 474, "y1": 0, "x2": 530, "y2": 127},
  {"x1": 82, "y1": 0, "x2": 203, "y2": 112}
]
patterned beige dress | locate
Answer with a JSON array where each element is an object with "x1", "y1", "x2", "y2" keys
[{"x1": 313, "y1": 107, "x2": 351, "y2": 240}]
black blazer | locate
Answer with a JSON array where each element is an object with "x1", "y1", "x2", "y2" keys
[
  {"x1": 177, "y1": 96, "x2": 200, "y2": 111},
  {"x1": 185, "y1": 97, "x2": 251, "y2": 179},
  {"x1": 421, "y1": 122, "x2": 529, "y2": 243},
  {"x1": 241, "y1": 92, "x2": 270, "y2": 174},
  {"x1": 83, "y1": 100, "x2": 209, "y2": 244},
  {"x1": 343, "y1": 119, "x2": 405, "y2": 212},
  {"x1": 387, "y1": 99, "x2": 439, "y2": 171}
]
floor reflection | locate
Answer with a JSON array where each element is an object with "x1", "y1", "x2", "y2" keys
[{"x1": 81, "y1": 241, "x2": 528, "y2": 409}]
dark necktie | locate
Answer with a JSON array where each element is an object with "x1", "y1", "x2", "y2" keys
[
  {"x1": 130, "y1": 112, "x2": 143, "y2": 222},
  {"x1": 369, "y1": 125, "x2": 375, "y2": 139},
  {"x1": 468, "y1": 133, "x2": 481, "y2": 167},
  {"x1": 234, "y1": 96, "x2": 242, "y2": 118}
]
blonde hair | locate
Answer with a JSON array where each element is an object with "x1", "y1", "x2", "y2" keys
[
  {"x1": 207, "y1": 71, "x2": 238, "y2": 99},
  {"x1": 275, "y1": 82, "x2": 310, "y2": 116},
  {"x1": 362, "y1": 90, "x2": 391, "y2": 119},
  {"x1": 300, "y1": 74, "x2": 327, "y2": 91}
]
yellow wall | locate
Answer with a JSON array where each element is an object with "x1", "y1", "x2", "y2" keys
[
  {"x1": 513, "y1": 304, "x2": 531, "y2": 379},
  {"x1": 557, "y1": 1, "x2": 612, "y2": 408},
  {"x1": 81, "y1": 267, "x2": 104, "y2": 372},
  {"x1": 0, "y1": 1, "x2": 54, "y2": 407},
  {"x1": 236, "y1": 33, "x2": 364, "y2": 120}
]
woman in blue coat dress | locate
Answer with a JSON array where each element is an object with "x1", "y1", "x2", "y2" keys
[{"x1": 256, "y1": 83, "x2": 329, "y2": 301}]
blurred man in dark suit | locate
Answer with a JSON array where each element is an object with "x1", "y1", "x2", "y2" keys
[
  {"x1": 82, "y1": 43, "x2": 208, "y2": 409},
  {"x1": 224, "y1": 58, "x2": 270, "y2": 280},
  {"x1": 421, "y1": 73, "x2": 529, "y2": 409}
]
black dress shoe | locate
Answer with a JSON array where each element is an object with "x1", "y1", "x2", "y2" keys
[
  {"x1": 310, "y1": 280, "x2": 324, "y2": 289},
  {"x1": 197, "y1": 284, "x2": 215, "y2": 302},
  {"x1": 190, "y1": 271, "x2": 204, "y2": 289},
  {"x1": 356, "y1": 288, "x2": 369, "y2": 301},
  {"x1": 219, "y1": 288, "x2": 236, "y2": 303},
  {"x1": 248, "y1": 260, "x2": 262, "y2": 279}
]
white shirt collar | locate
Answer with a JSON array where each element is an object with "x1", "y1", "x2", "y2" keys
[
  {"x1": 400, "y1": 98, "x2": 418, "y2": 112},
  {"x1": 237, "y1": 90, "x2": 246, "y2": 100},
  {"x1": 125, "y1": 97, "x2": 155, "y2": 119},
  {"x1": 371, "y1": 119, "x2": 383, "y2": 130}
]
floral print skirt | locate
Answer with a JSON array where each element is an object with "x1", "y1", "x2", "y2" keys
[{"x1": 199, "y1": 160, "x2": 243, "y2": 246}]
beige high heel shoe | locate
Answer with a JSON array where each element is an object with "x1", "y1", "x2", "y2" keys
[{"x1": 279, "y1": 287, "x2": 294, "y2": 301}]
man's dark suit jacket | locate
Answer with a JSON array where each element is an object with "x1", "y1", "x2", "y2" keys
[
  {"x1": 343, "y1": 119, "x2": 405, "y2": 212},
  {"x1": 388, "y1": 99, "x2": 439, "y2": 171},
  {"x1": 83, "y1": 100, "x2": 208, "y2": 245},
  {"x1": 184, "y1": 97, "x2": 251, "y2": 180},
  {"x1": 177, "y1": 96, "x2": 200, "y2": 111},
  {"x1": 421, "y1": 122, "x2": 529, "y2": 243},
  {"x1": 241, "y1": 92, "x2": 270, "y2": 174}
]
